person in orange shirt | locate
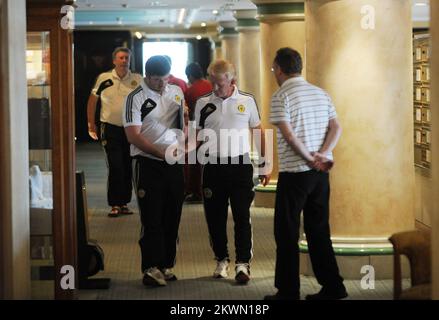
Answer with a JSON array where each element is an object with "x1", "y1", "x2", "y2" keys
[{"x1": 184, "y1": 62, "x2": 213, "y2": 202}]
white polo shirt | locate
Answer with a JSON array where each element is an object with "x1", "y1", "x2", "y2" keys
[
  {"x1": 123, "y1": 80, "x2": 185, "y2": 160},
  {"x1": 194, "y1": 86, "x2": 261, "y2": 158},
  {"x1": 92, "y1": 69, "x2": 143, "y2": 126}
]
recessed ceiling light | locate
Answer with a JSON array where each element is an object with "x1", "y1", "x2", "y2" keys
[
  {"x1": 196, "y1": 35, "x2": 202, "y2": 40},
  {"x1": 212, "y1": 10, "x2": 219, "y2": 15},
  {"x1": 201, "y1": 22, "x2": 207, "y2": 27},
  {"x1": 178, "y1": 8, "x2": 187, "y2": 24}
]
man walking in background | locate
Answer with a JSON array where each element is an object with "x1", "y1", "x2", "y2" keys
[{"x1": 87, "y1": 47, "x2": 142, "y2": 217}]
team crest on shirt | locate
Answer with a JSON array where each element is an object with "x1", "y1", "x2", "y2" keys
[
  {"x1": 131, "y1": 80, "x2": 138, "y2": 87},
  {"x1": 175, "y1": 95, "x2": 181, "y2": 103},
  {"x1": 237, "y1": 105, "x2": 245, "y2": 113}
]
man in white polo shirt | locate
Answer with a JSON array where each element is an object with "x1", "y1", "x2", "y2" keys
[
  {"x1": 123, "y1": 55, "x2": 185, "y2": 287},
  {"x1": 265, "y1": 48, "x2": 346, "y2": 300},
  {"x1": 194, "y1": 59, "x2": 270, "y2": 285},
  {"x1": 87, "y1": 47, "x2": 143, "y2": 217}
]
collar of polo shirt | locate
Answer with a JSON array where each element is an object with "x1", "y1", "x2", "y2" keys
[
  {"x1": 112, "y1": 69, "x2": 132, "y2": 81},
  {"x1": 213, "y1": 84, "x2": 239, "y2": 101},
  {"x1": 141, "y1": 78, "x2": 170, "y2": 97},
  {"x1": 281, "y1": 76, "x2": 305, "y2": 88}
]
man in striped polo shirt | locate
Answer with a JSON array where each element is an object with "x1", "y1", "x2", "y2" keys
[{"x1": 265, "y1": 48, "x2": 346, "y2": 300}]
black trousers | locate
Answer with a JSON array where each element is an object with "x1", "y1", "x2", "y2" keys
[
  {"x1": 133, "y1": 156, "x2": 184, "y2": 272},
  {"x1": 101, "y1": 122, "x2": 132, "y2": 207},
  {"x1": 274, "y1": 170, "x2": 344, "y2": 296},
  {"x1": 202, "y1": 156, "x2": 255, "y2": 263}
]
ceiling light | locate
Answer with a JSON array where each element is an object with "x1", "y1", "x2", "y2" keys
[
  {"x1": 212, "y1": 10, "x2": 219, "y2": 15},
  {"x1": 414, "y1": 2, "x2": 428, "y2": 6},
  {"x1": 196, "y1": 35, "x2": 202, "y2": 40},
  {"x1": 178, "y1": 8, "x2": 187, "y2": 24},
  {"x1": 201, "y1": 22, "x2": 207, "y2": 27}
]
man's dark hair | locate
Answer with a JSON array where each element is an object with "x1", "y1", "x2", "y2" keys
[
  {"x1": 144, "y1": 55, "x2": 171, "y2": 76},
  {"x1": 274, "y1": 47, "x2": 302, "y2": 75},
  {"x1": 185, "y1": 62, "x2": 204, "y2": 80}
]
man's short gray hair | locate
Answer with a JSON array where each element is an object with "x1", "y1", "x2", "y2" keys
[{"x1": 112, "y1": 47, "x2": 132, "y2": 60}]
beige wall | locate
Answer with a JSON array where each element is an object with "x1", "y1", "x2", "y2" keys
[
  {"x1": 0, "y1": 0, "x2": 31, "y2": 299},
  {"x1": 431, "y1": 0, "x2": 439, "y2": 300},
  {"x1": 306, "y1": 0, "x2": 414, "y2": 237}
]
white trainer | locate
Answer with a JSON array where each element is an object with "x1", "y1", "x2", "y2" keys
[
  {"x1": 160, "y1": 268, "x2": 177, "y2": 281},
  {"x1": 213, "y1": 259, "x2": 230, "y2": 278},
  {"x1": 143, "y1": 267, "x2": 167, "y2": 286},
  {"x1": 235, "y1": 263, "x2": 250, "y2": 284}
]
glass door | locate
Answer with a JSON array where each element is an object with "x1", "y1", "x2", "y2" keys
[{"x1": 27, "y1": 31, "x2": 54, "y2": 299}]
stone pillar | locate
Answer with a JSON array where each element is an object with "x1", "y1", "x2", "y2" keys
[
  {"x1": 431, "y1": 0, "x2": 439, "y2": 300},
  {"x1": 252, "y1": 1, "x2": 305, "y2": 207},
  {"x1": 306, "y1": 0, "x2": 414, "y2": 243},
  {"x1": 0, "y1": 0, "x2": 31, "y2": 299},
  {"x1": 219, "y1": 21, "x2": 240, "y2": 83},
  {"x1": 254, "y1": 1, "x2": 305, "y2": 181},
  {"x1": 236, "y1": 10, "x2": 261, "y2": 105}
]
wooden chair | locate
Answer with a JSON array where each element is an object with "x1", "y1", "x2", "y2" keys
[{"x1": 388, "y1": 230, "x2": 431, "y2": 300}]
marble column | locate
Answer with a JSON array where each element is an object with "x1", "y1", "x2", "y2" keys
[
  {"x1": 235, "y1": 10, "x2": 261, "y2": 105},
  {"x1": 254, "y1": 1, "x2": 305, "y2": 181},
  {"x1": 431, "y1": 0, "x2": 439, "y2": 300},
  {"x1": 252, "y1": 1, "x2": 305, "y2": 207},
  {"x1": 219, "y1": 21, "x2": 240, "y2": 82},
  {"x1": 0, "y1": 0, "x2": 31, "y2": 299},
  {"x1": 306, "y1": 0, "x2": 414, "y2": 241}
]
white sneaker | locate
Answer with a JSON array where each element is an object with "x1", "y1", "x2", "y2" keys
[
  {"x1": 213, "y1": 259, "x2": 229, "y2": 278},
  {"x1": 235, "y1": 263, "x2": 250, "y2": 284},
  {"x1": 160, "y1": 268, "x2": 177, "y2": 281},
  {"x1": 143, "y1": 267, "x2": 166, "y2": 286}
]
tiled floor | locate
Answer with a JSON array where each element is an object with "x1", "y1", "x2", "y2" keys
[{"x1": 76, "y1": 142, "x2": 406, "y2": 300}]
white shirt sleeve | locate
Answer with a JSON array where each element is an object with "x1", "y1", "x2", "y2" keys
[
  {"x1": 248, "y1": 97, "x2": 261, "y2": 128},
  {"x1": 91, "y1": 74, "x2": 105, "y2": 96},
  {"x1": 123, "y1": 92, "x2": 142, "y2": 127},
  {"x1": 326, "y1": 93, "x2": 337, "y2": 120},
  {"x1": 270, "y1": 92, "x2": 289, "y2": 124}
]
